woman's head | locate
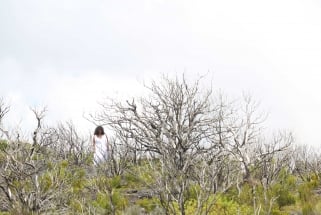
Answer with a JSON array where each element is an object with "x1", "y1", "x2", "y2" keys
[{"x1": 94, "y1": 126, "x2": 105, "y2": 136}]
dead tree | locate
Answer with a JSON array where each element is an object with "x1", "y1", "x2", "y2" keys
[
  {"x1": 0, "y1": 106, "x2": 51, "y2": 213},
  {"x1": 293, "y1": 145, "x2": 321, "y2": 181},
  {"x1": 51, "y1": 121, "x2": 91, "y2": 166},
  {"x1": 0, "y1": 107, "x2": 75, "y2": 214},
  {"x1": 220, "y1": 95, "x2": 292, "y2": 214},
  {"x1": 107, "y1": 134, "x2": 136, "y2": 176},
  {"x1": 0, "y1": 97, "x2": 10, "y2": 140},
  {"x1": 91, "y1": 75, "x2": 221, "y2": 215}
]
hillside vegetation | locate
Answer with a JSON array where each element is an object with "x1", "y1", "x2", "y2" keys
[{"x1": 1, "y1": 76, "x2": 321, "y2": 215}]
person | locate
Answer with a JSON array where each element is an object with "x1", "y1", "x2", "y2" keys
[{"x1": 93, "y1": 126, "x2": 109, "y2": 164}]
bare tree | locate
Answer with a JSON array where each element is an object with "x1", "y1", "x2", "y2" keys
[
  {"x1": 51, "y1": 121, "x2": 91, "y2": 166},
  {"x1": 218, "y1": 95, "x2": 292, "y2": 214},
  {"x1": 255, "y1": 132, "x2": 294, "y2": 214},
  {"x1": 0, "y1": 107, "x2": 85, "y2": 214},
  {"x1": 191, "y1": 150, "x2": 230, "y2": 215},
  {"x1": 91, "y1": 75, "x2": 222, "y2": 215},
  {"x1": 107, "y1": 134, "x2": 136, "y2": 176},
  {"x1": 0, "y1": 107, "x2": 53, "y2": 213},
  {"x1": 0, "y1": 97, "x2": 10, "y2": 139},
  {"x1": 293, "y1": 145, "x2": 321, "y2": 181}
]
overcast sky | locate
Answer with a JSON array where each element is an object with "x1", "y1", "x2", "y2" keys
[{"x1": 1, "y1": 0, "x2": 321, "y2": 144}]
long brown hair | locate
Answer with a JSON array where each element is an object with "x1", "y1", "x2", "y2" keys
[{"x1": 94, "y1": 126, "x2": 105, "y2": 136}]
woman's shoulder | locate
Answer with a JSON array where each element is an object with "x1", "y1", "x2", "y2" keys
[
  {"x1": 94, "y1": 135, "x2": 101, "y2": 139},
  {"x1": 94, "y1": 135, "x2": 107, "y2": 140}
]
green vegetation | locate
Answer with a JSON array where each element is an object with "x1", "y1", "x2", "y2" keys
[
  {"x1": 1, "y1": 77, "x2": 321, "y2": 215},
  {"x1": 1, "y1": 145, "x2": 321, "y2": 215}
]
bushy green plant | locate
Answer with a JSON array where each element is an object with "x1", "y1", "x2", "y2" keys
[
  {"x1": 91, "y1": 176, "x2": 128, "y2": 214},
  {"x1": 299, "y1": 182, "x2": 315, "y2": 215},
  {"x1": 136, "y1": 197, "x2": 160, "y2": 213},
  {"x1": 211, "y1": 195, "x2": 252, "y2": 215},
  {"x1": 271, "y1": 173, "x2": 297, "y2": 208},
  {"x1": 0, "y1": 139, "x2": 8, "y2": 151}
]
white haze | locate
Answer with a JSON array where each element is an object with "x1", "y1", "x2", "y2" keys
[{"x1": 1, "y1": 0, "x2": 321, "y2": 144}]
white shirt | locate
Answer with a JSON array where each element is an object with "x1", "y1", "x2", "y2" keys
[{"x1": 93, "y1": 135, "x2": 108, "y2": 163}]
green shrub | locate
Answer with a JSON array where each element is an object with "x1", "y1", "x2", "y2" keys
[
  {"x1": 298, "y1": 176, "x2": 321, "y2": 215},
  {"x1": 272, "y1": 183, "x2": 296, "y2": 208},
  {"x1": 136, "y1": 198, "x2": 159, "y2": 213},
  {"x1": 0, "y1": 139, "x2": 8, "y2": 151}
]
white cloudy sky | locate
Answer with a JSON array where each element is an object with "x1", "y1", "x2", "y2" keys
[{"x1": 1, "y1": 0, "x2": 321, "y2": 144}]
